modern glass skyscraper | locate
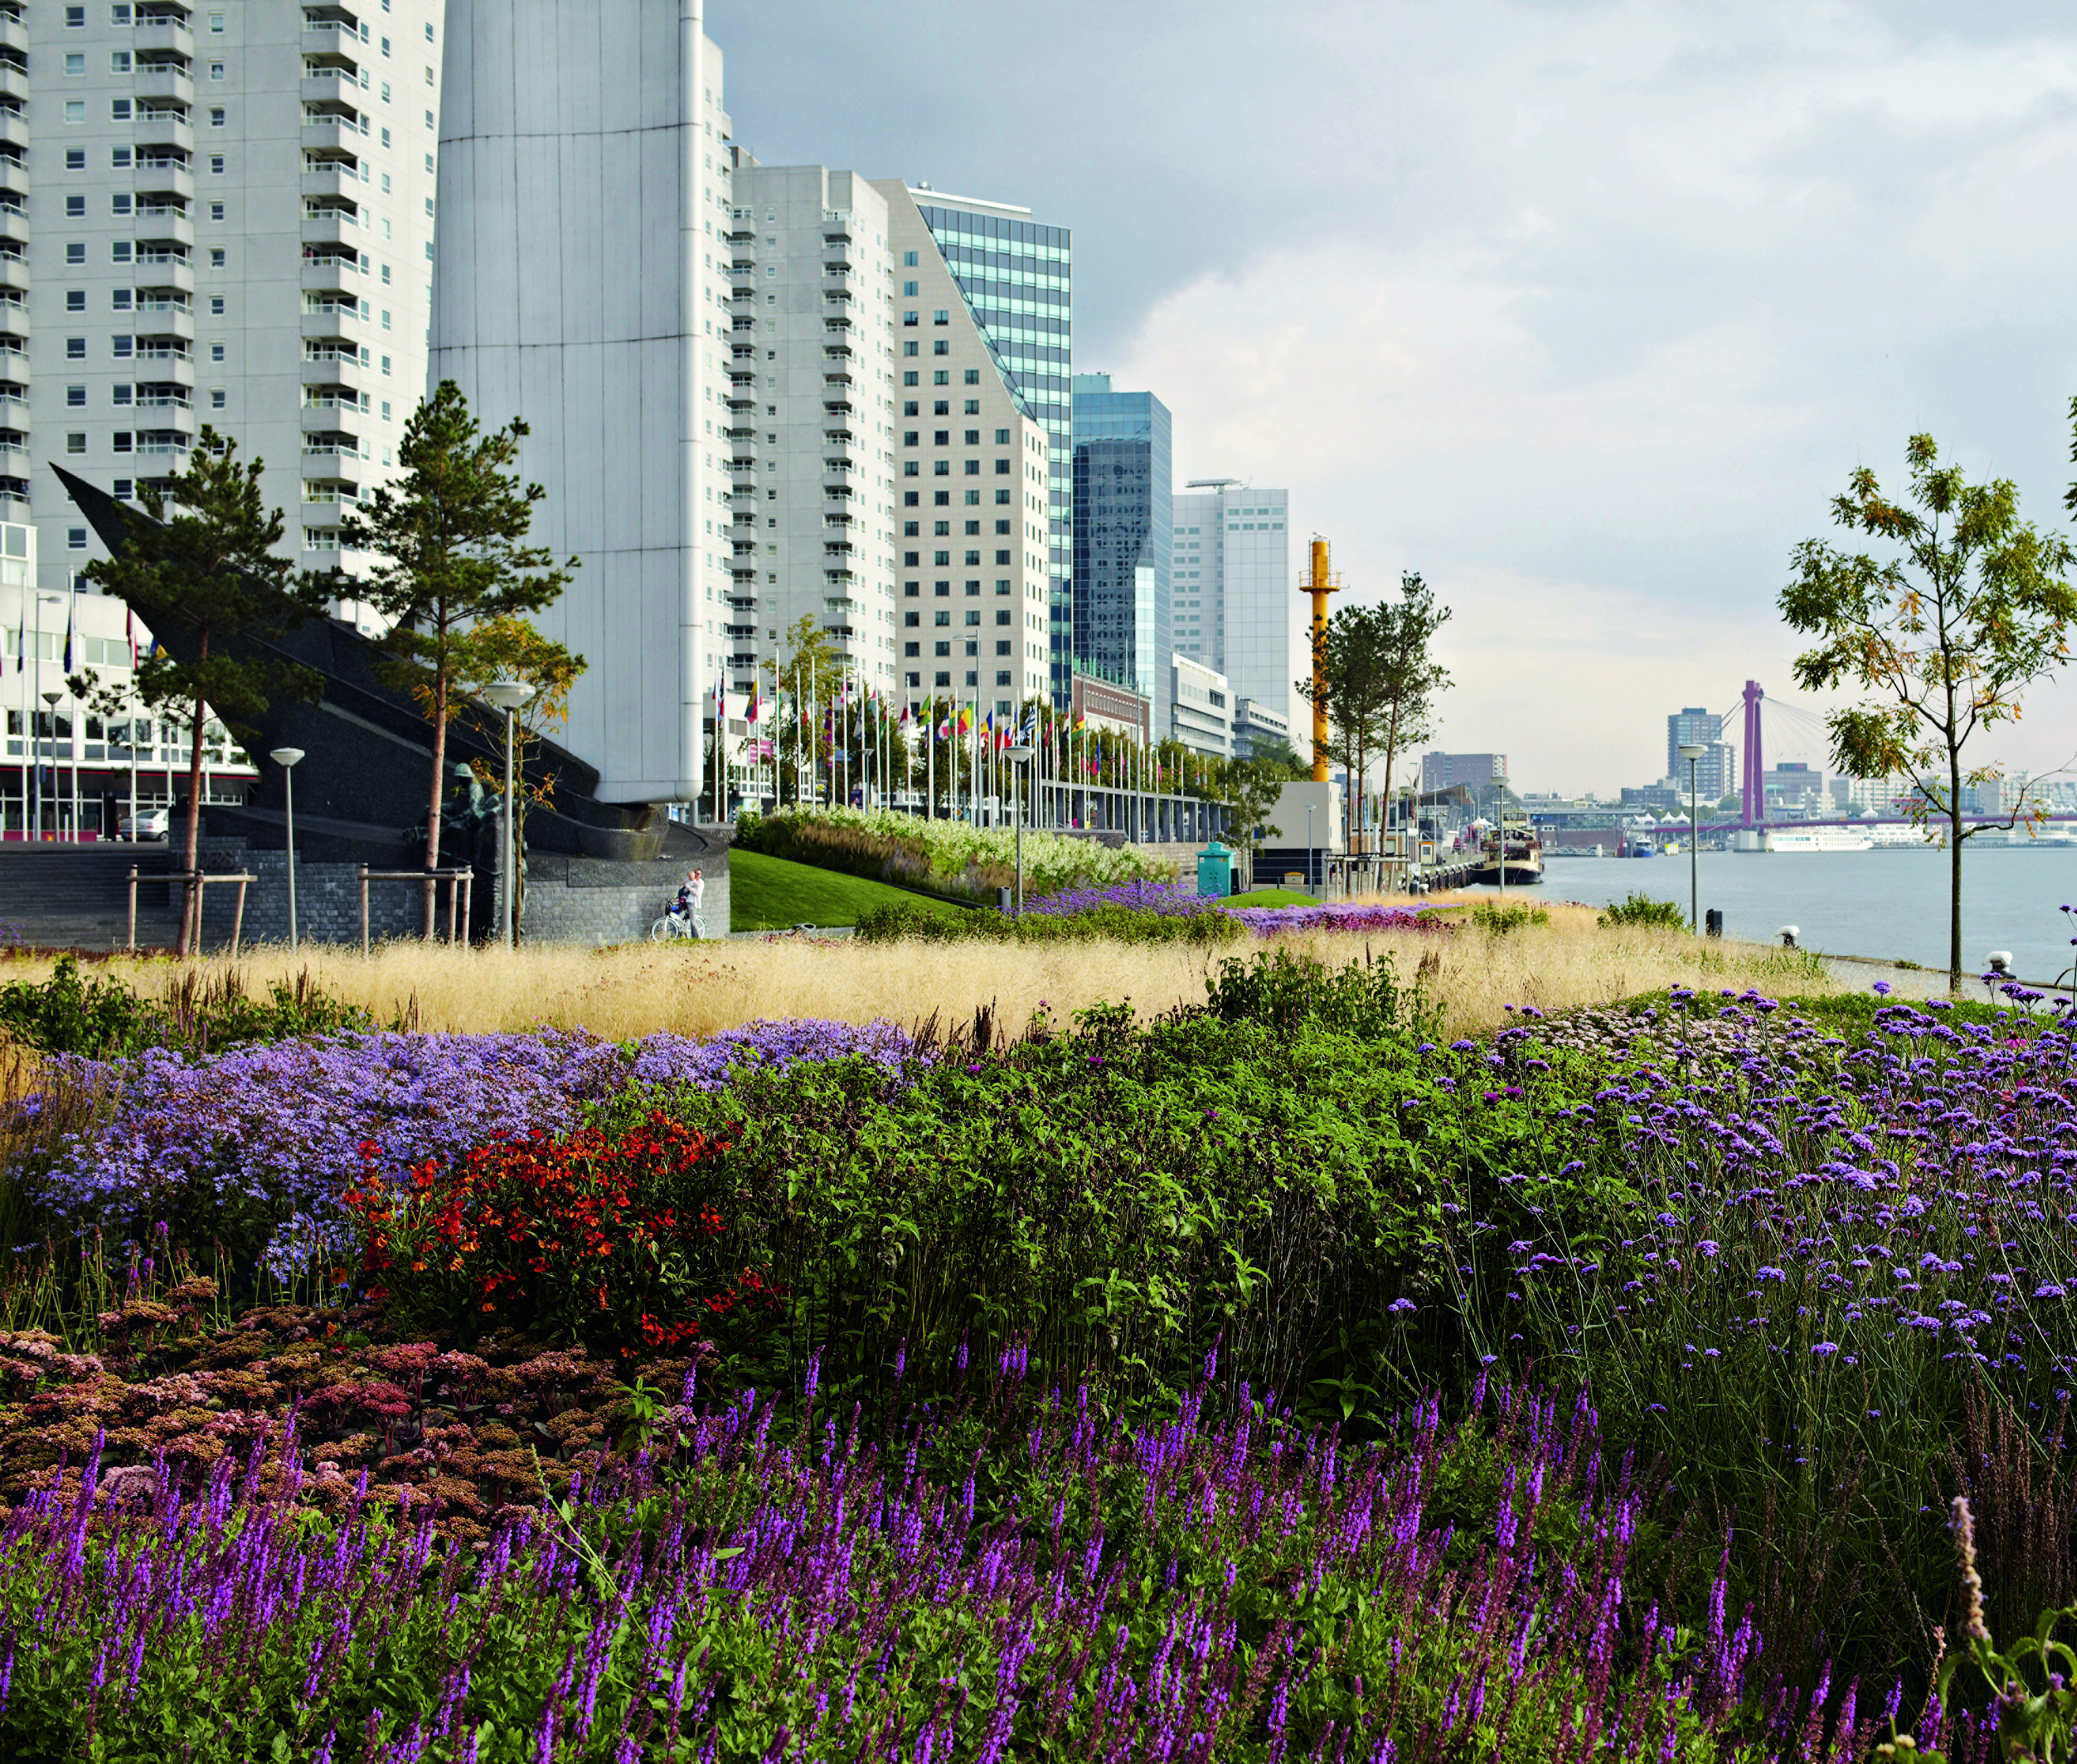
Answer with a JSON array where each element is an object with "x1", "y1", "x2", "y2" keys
[
  {"x1": 1071, "y1": 374, "x2": 1171, "y2": 726},
  {"x1": 909, "y1": 191, "x2": 1073, "y2": 705}
]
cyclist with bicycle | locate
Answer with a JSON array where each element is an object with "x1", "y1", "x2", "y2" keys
[{"x1": 662, "y1": 868, "x2": 705, "y2": 936}]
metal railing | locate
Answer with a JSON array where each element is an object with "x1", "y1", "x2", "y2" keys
[{"x1": 358, "y1": 866, "x2": 472, "y2": 955}]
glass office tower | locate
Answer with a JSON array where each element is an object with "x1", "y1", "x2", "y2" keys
[
  {"x1": 1071, "y1": 374, "x2": 1172, "y2": 728},
  {"x1": 911, "y1": 193, "x2": 1073, "y2": 706}
]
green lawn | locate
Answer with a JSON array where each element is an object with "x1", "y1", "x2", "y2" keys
[
  {"x1": 729, "y1": 849, "x2": 975, "y2": 932},
  {"x1": 1228, "y1": 888, "x2": 1320, "y2": 908}
]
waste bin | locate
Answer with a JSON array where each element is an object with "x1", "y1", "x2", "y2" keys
[{"x1": 1196, "y1": 840, "x2": 1232, "y2": 899}]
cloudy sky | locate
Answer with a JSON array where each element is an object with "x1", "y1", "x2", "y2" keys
[{"x1": 720, "y1": 0, "x2": 2077, "y2": 795}]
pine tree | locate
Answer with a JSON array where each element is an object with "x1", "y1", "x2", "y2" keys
[
  {"x1": 341, "y1": 382, "x2": 577, "y2": 937},
  {"x1": 80, "y1": 428, "x2": 327, "y2": 954}
]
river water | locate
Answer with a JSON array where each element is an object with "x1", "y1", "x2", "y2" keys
[{"x1": 1471, "y1": 844, "x2": 2077, "y2": 983}]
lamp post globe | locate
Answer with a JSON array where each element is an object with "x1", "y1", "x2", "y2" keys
[
  {"x1": 1007, "y1": 744, "x2": 1034, "y2": 916},
  {"x1": 270, "y1": 747, "x2": 306, "y2": 951},
  {"x1": 480, "y1": 681, "x2": 535, "y2": 948},
  {"x1": 1677, "y1": 743, "x2": 1707, "y2": 932}
]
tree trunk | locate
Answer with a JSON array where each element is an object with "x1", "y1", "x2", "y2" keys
[
  {"x1": 1949, "y1": 739, "x2": 1965, "y2": 996},
  {"x1": 1380, "y1": 705, "x2": 1400, "y2": 883},
  {"x1": 423, "y1": 629, "x2": 448, "y2": 940},
  {"x1": 176, "y1": 655, "x2": 207, "y2": 958}
]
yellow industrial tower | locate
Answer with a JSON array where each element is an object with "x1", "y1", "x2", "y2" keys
[{"x1": 1300, "y1": 538, "x2": 1340, "y2": 783}]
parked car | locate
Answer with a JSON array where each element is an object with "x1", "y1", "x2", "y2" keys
[{"x1": 119, "y1": 807, "x2": 170, "y2": 841}]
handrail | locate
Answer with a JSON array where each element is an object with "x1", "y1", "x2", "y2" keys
[
  {"x1": 358, "y1": 865, "x2": 472, "y2": 955},
  {"x1": 128, "y1": 866, "x2": 253, "y2": 955}
]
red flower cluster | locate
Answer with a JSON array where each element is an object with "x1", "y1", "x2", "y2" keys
[{"x1": 343, "y1": 1112, "x2": 775, "y2": 1352}]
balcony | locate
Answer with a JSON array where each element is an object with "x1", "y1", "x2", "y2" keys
[
  {"x1": 0, "y1": 113, "x2": 24, "y2": 153},
  {"x1": 823, "y1": 399, "x2": 853, "y2": 417},
  {"x1": 0, "y1": 17, "x2": 22, "y2": 56},
  {"x1": 134, "y1": 18, "x2": 195, "y2": 57},
  {"x1": 0, "y1": 64, "x2": 24, "y2": 106},
  {"x1": 135, "y1": 64, "x2": 194, "y2": 104},
  {"x1": 823, "y1": 315, "x2": 853, "y2": 333},
  {"x1": 134, "y1": 429, "x2": 193, "y2": 457},
  {"x1": 300, "y1": 162, "x2": 361, "y2": 198},
  {"x1": 133, "y1": 307, "x2": 194, "y2": 341},
  {"x1": 300, "y1": 434, "x2": 363, "y2": 461},
  {"x1": 822, "y1": 341, "x2": 853, "y2": 360},
  {"x1": 135, "y1": 209, "x2": 194, "y2": 248},
  {"x1": 821, "y1": 427, "x2": 855, "y2": 445},
  {"x1": 300, "y1": 211, "x2": 359, "y2": 247},
  {"x1": 133, "y1": 342, "x2": 188, "y2": 366},
  {"x1": 133, "y1": 112, "x2": 194, "y2": 152},
  {"x1": 133, "y1": 258, "x2": 194, "y2": 297},
  {"x1": 822, "y1": 289, "x2": 854, "y2": 306},
  {"x1": 301, "y1": 256, "x2": 363, "y2": 294},
  {"x1": 0, "y1": 260, "x2": 23, "y2": 298},
  {"x1": 301, "y1": 117, "x2": 362, "y2": 153},
  {"x1": 134, "y1": 157, "x2": 194, "y2": 201},
  {"x1": 724, "y1": 391, "x2": 755, "y2": 411},
  {"x1": 729, "y1": 257, "x2": 753, "y2": 276},
  {"x1": 300, "y1": 72, "x2": 365, "y2": 106},
  {"x1": 138, "y1": 351, "x2": 192, "y2": 385},
  {"x1": 300, "y1": 348, "x2": 364, "y2": 378},
  {"x1": 133, "y1": 388, "x2": 190, "y2": 410},
  {"x1": 724, "y1": 623, "x2": 755, "y2": 639}
]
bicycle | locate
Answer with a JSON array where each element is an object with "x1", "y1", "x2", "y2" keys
[{"x1": 649, "y1": 909, "x2": 703, "y2": 942}]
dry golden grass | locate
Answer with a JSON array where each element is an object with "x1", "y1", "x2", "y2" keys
[{"x1": 0, "y1": 897, "x2": 1843, "y2": 1044}]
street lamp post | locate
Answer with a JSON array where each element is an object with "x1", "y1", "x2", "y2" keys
[
  {"x1": 1008, "y1": 743, "x2": 1034, "y2": 916},
  {"x1": 481, "y1": 680, "x2": 535, "y2": 949},
  {"x1": 40, "y1": 690, "x2": 61, "y2": 841},
  {"x1": 1307, "y1": 801, "x2": 1316, "y2": 895},
  {"x1": 1492, "y1": 772, "x2": 1510, "y2": 901},
  {"x1": 270, "y1": 746, "x2": 305, "y2": 950},
  {"x1": 1677, "y1": 742, "x2": 1706, "y2": 932}
]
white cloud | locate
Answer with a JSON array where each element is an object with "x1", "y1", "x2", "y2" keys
[
  {"x1": 1098, "y1": 3, "x2": 2077, "y2": 791},
  {"x1": 721, "y1": 0, "x2": 2077, "y2": 792}
]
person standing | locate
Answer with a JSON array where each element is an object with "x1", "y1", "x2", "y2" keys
[{"x1": 689, "y1": 868, "x2": 706, "y2": 936}]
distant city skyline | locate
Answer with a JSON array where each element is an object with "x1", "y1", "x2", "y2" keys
[{"x1": 718, "y1": 1, "x2": 2077, "y2": 795}]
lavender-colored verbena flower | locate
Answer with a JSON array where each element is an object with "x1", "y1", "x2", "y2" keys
[{"x1": 40, "y1": 1019, "x2": 915, "y2": 1271}]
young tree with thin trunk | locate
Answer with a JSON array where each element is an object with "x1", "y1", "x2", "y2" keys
[
  {"x1": 761, "y1": 615, "x2": 841, "y2": 809},
  {"x1": 1368, "y1": 572, "x2": 1453, "y2": 850},
  {"x1": 446, "y1": 614, "x2": 586, "y2": 936},
  {"x1": 1781, "y1": 429, "x2": 2077, "y2": 993},
  {"x1": 341, "y1": 382, "x2": 576, "y2": 937},
  {"x1": 79, "y1": 429, "x2": 326, "y2": 954}
]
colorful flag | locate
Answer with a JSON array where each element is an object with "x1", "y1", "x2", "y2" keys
[{"x1": 125, "y1": 608, "x2": 138, "y2": 668}]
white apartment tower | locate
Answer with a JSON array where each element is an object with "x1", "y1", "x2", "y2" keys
[
  {"x1": 431, "y1": 0, "x2": 730, "y2": 802},
  {"x1": 26, "y1": 0, "x2": 442, "y2": 621},
  {"x1": 872, "y1": 179, "x2": 1052, "y2": 717},
  {"x1": 1171, "y1": 478, "x2": 1297, "y2": 741},
  {"x1": 728, "y1": 165, "x2": 900, "y2": 699}
]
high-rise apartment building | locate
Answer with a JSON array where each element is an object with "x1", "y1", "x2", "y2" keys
[
  {"x1": 1171, "y1": 479, "x2": 1295, "y2": 735},
  {"x1": 1666, "y1": 706, "x2": 1735, "y2": 801},
  {"x1": 1421, "y1": 751, "x2": 1508, "y2": 794},
  {"x1": 728, "y1": 165, "x2": 900, "y2": 700},
  {"x1": 28, "y1": 0, "x2": 442, "y2": 627},
  {"x1": 1070, "y1": 372, "x2": 1169, "y2": 722},
  {"x1": 872, "y1": 179, "x2": 1052, "y2": 719},
  {"x1": 905, "y1": 188, "x2": 1071, "y2": 705},
  {"x1": 432, "y1": 0, "x2": 730, "y2": 801}
]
